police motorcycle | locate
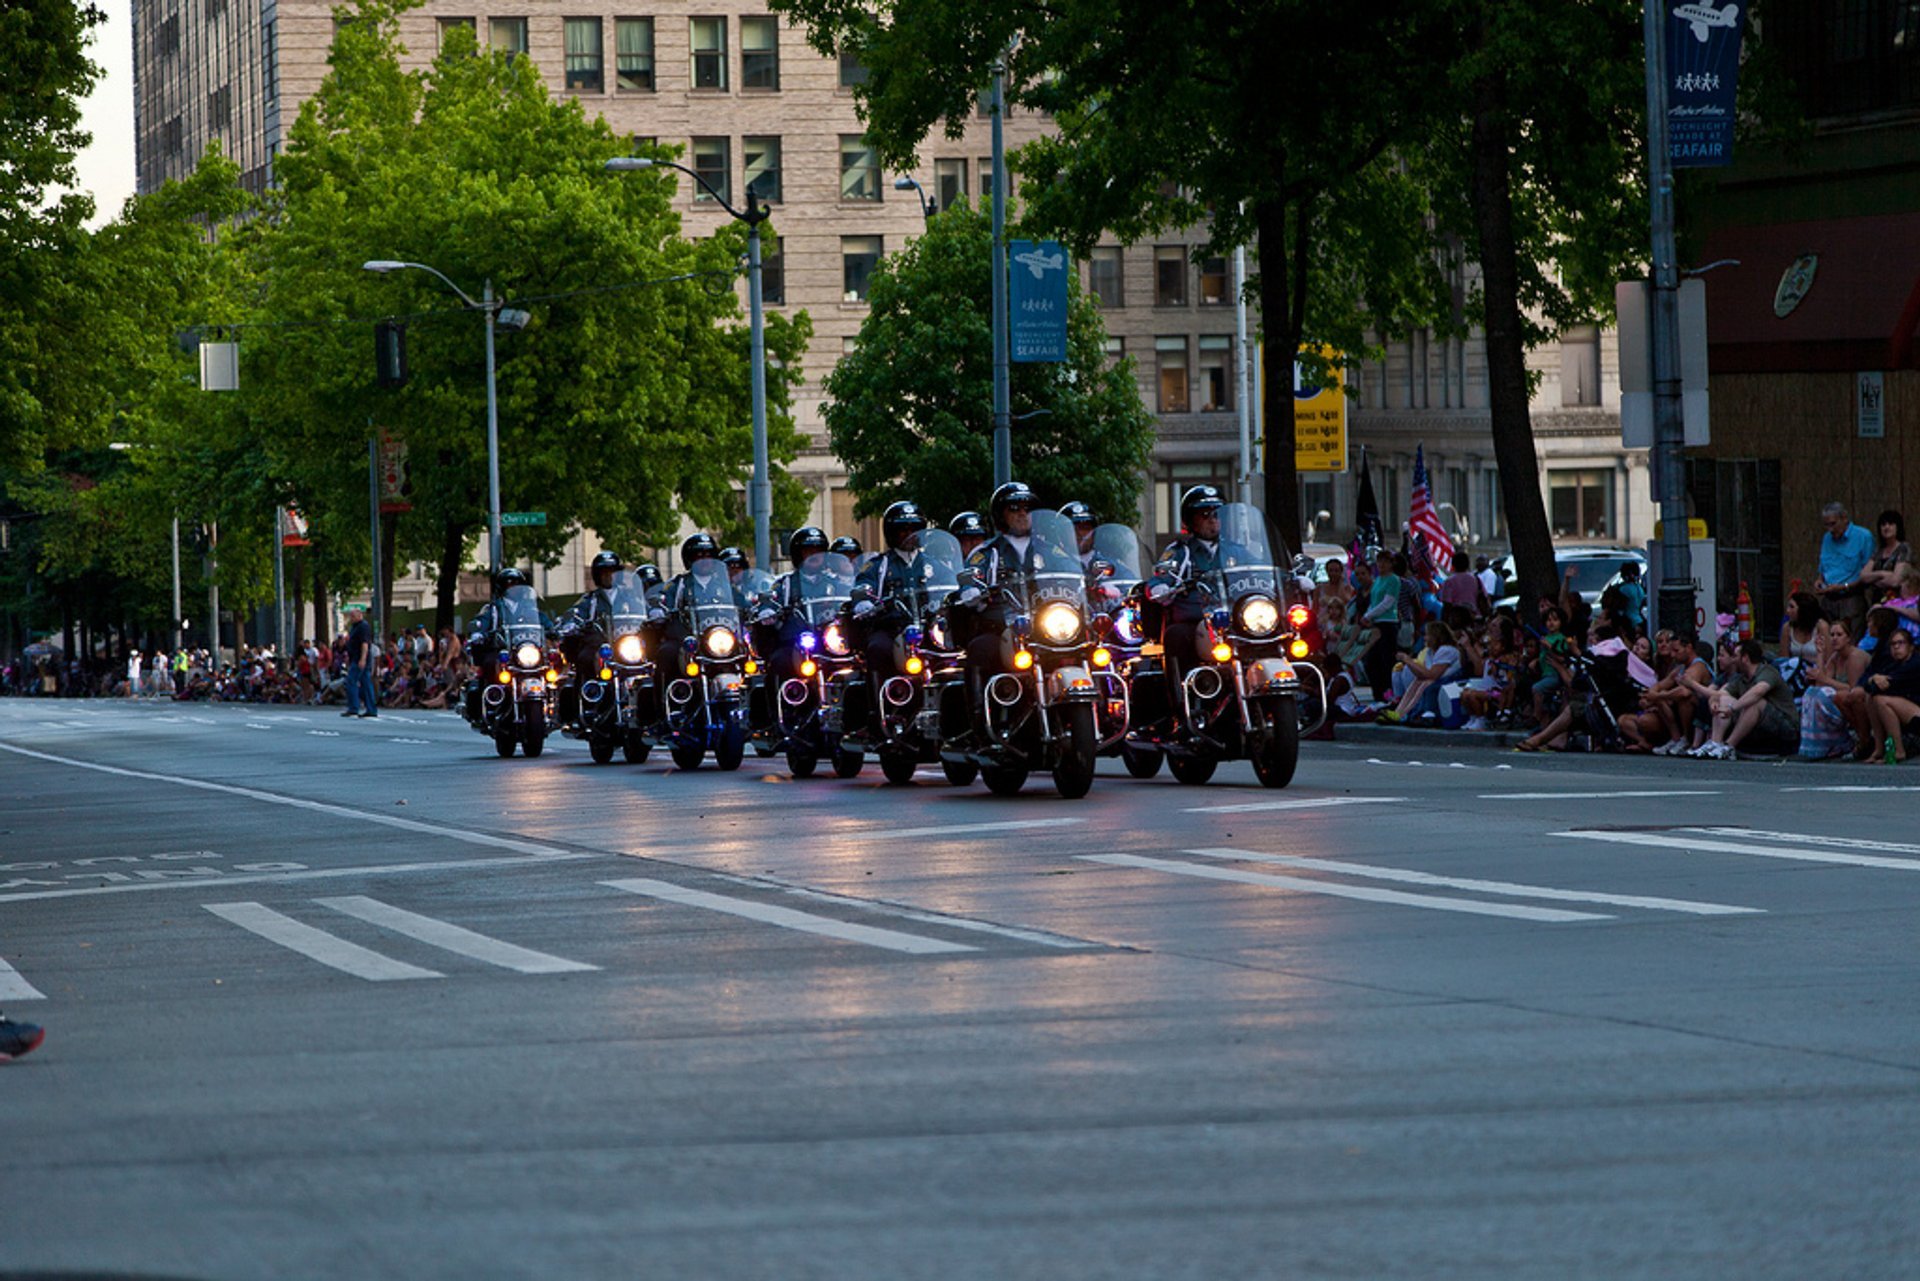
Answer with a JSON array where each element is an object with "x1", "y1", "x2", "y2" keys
[
  {"x1": 841, "y1": 520, "x2": 969, "y2": 786},
  {"x1": 755, "y1": 542, "x2": 864, "y2": 779},
  {"x1": 648, "y1": 536, "x2": 752, "y2": 771},
  {"x1": 461, "y1": 570, "x2": 561, "y2": 759},
  {"x1": 1084, "y1": 522, "x2": 1166, "y2": 779},
  {"x1": 560, "y1": 567, "x2": 657, "y2": 765},
  {"x1": 941, "y1": 498, "x2": 1102, "y2": 798},
  {"x1": 1128, "y1": 492, "x2": 1317, "y2": 787}
]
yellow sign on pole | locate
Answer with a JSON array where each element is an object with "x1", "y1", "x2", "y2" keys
[{"x1": 1293, "y1": 348, "x2": 1347, "y2": 473}]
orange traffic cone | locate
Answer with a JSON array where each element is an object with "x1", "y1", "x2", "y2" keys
[{"x1": 1736, "y1": 582, "x2": 1754, "y2": 641}]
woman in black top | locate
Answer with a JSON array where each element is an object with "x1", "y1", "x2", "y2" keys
[{"x1": 1864, "y1": 628, "x2": 1920, "y2": 762}]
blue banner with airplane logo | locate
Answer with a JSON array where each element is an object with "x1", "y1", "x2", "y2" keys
[
  {"x1": 1666, "y1": 1, "x2": 1745, "y2": 167},
  {"x1": 1009, "y1": 240, "x2": 1069, "y2": 363}
]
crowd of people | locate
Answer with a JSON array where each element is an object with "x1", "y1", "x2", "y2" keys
[
  {"x1": 1314, "y1": 502, "x2": 1920, "y2": 763},
  {"x1": 0, "y1": 620, "x2": 477, "y2": 712}
]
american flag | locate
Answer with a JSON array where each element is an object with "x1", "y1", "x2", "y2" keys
[{"x1": 1407, "y1": 444, "x2": 1454, "y2": 570}]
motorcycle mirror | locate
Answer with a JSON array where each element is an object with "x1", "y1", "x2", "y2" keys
[{"x1": 1292, "y1": 554, "x2": 1316, "y2": 577}]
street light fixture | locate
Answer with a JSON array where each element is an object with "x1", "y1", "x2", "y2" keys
[
  {"x1": 605, "y1": 155, "x2": 774, "y2": 569},
  {"x1": 892, "y1": 176, "x2": 935, "y2": 223},
  {"x1": 361, "y1": 259, "x2": 510, "y2": 578}
]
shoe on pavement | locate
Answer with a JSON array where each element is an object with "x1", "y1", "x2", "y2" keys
[
  {"x1": 1462, "y1": 716, "x2": 1489, "y2": 732},
  {"x1": 360, "y1": 712, "x2": 378, "y2": 719},
  {"x1": 0, "y1": 1016, "x2": 45, "y2": 1062},
  {"x1": 340, "y1": 710, "x2": 358, "y2": 717}
]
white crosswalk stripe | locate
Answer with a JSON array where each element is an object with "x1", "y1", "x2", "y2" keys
[
  {"x1": 1554, "y1": 828, "x2": 1920, "y2": 872},
  {"x1": 314, "y1": 896, "x2": 598, "y2": 974},
  {"x1": 603, "y1": 878, "x2": 979, "y2": 954},
  {"x1": 1184, "y1": 848, "x2": 1760, "y2": 916},
  {"x1": 205, "y1": 902, "x2": 443, "y2": 981},
  {"x1": 0, "y1": 956, "x2": 46, "y2": 1001}
]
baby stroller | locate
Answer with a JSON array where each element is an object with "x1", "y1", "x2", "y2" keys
[{"x1": 1566, "y1": 649, "x2": 1638, "y2": 753}]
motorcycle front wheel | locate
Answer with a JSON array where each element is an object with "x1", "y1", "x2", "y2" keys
[
  {"x1": 714, "y1": 722, "x2": 747, "y2": 772},
  {"x1": 831, "y1": 744, "x2": 864, "y2": 778},
  {"x1": 1166, "y1": 752, "x2": 1217, "y2": 785},
  {"x1": 1051, "y1": 704, "x2": 1097, "y2": 799},
  {"x1": 1251, "y1": 694, "x2": 1300, "y2": 789},
  {"x1": 981, "y1": 762, "x2": 1029, "y2": 796},
  {"x1": 786, "y1": 744, "x2": 819, "y2": 778},
  {"x1": 879, "y1": 748, "x2": 918, "y2": 785},
  {"x1": 493, "y1": 733, "x2": 517, "y2": 759},
  {"x1": 670, "y1": 741, "x2": 705, "y2": 771},
  {"x1": 1121, "y1": 743, "x2": 1164, "y2": 779},
  {"x1": 589, "y1": 736, "x2": 617, "y2": 765},
  {"x1": 622, "y1": 733, "x2": 651, "y2": 764},
  {"x1": 941, "y1": 759, "x2": 978, "y2": 786}
]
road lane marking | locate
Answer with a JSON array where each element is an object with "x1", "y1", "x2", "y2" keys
[
  {"x1": 1184, "y1": 848, "x2": 1760, "y2": 915},
  {"x1": 1685, "y1": 827, "x2": 1920, "y2": 857},
  {"x1": 1780, "y1": 785, "x2": 1920, "y2": 793},
  {"x1": 868, "y1": 818, "x2": 1086, "y2": 841},
  {"x1": 204, "y1": 902, "x2": 443, "y2": 981},
  {"x1": 0, "y1": 957, "x2": 46, "y2": 1001},
  {"x1": 0, "y1": 853, "x2": 596, "y2": 904},
  {"x1": 709, "y1": 876, "x2": 1098, "y2": 949},
  {"x1": 602, "y1": 878, "x2": 978, "y2": 954},
  {"x1": 0, "y1": 742, "x2": 581, "y2": 859},
  {"x1": 1553, "y1": 829, "x2": 1920, "y2": 872},
  {"x1": 314, "y1": 896, "x2": 598, "y2": 974},
  {"x1": 1479, "y1": 790, "x2": 1722, "y2": 800},
  {"x1": 1077, "y1": 854, "x2": 1609, "y2": 922},
  {"x1": 1184, "y1": 796, "x2": 1405, "y2": 815}
]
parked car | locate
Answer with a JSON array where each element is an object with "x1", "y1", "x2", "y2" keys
[
  {"x1": 1299, "y1": 542, "x2": 1351, "y2": 584},
  {"x1": 1492, "y1": 548, "x2": 1646, "y2": 610}
]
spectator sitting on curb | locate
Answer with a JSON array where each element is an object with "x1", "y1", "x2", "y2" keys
[
  {"x1": 1779, "y1": 590, "x2": 1825, "y2": 675},
  {"x1": 1460, "y1": 616, "x2": 1524, "y2": 730},
  {"x1": 1379, "y1": 621, "x2": 1464, "y2": 723},
  {"x1": 1863, "y1": 627, "x2": 1920, "y2": 763},
  {"x1": 1690, "y1": 638, "x2": 1799, "y2": 759},
  {"x1": 1800, "y1": 616, "x2": 1871, "y2": 759}
]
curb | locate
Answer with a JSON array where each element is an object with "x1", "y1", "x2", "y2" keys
[{"x1": 1328, "y1": 722, "x2": 1526, "y2": 750}]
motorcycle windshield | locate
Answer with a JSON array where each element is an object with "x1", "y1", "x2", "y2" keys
[
  {"x1": 1217, "y1": 502, "x2": 1287, "y2": 602},
  {"x1": 739, "y1": 569, "x2": 776, "y2": 614},
  {"x1": 682, "y1": 566, "x2": 743, "y2": 633},
  {"x1": 1026, "y1": 510, "x2": 1088, "y2": 611},
  {"x1": 914, "y1": 530, "x2": 963, "y2": 608},
  {"x1": 601, "y1": 571, "x2": 649, "y2": 636},
  {"x1": 789, "y1": 552, "x2": 855, "y2": 626},
  {"x1": 1091, "y1": 523, "x2": 1148, "y2": 594},
  {"x1": 496, "y1": 586, "x2": 547, "y2": 647}
]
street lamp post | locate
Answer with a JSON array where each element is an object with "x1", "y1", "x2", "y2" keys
[
  {"x1": 362, "y1": 260, "x2": 507, "y2": 577},
  {"x1": 989, "y1": 55, "x2": 1011, "y2": 489},
  {"x1": 604, "y1": 157, "x2": 773, "y2": 570},
  {"x1": 892, "y1": 177, "x2": 935, "y2": 224}
]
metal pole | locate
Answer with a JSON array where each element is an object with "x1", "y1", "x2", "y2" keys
[
  {"x1": 990, "y1": 56, "x2": 1011, "y2": 488},
  {"x1": 1234, "y1": 243, "x2": 1251, "y2": 503},
  {"x1": 484, "y1": 279, "x2": 503, "y2": 578},
  {"x1": 1643, "y1": 0, "x2": 1692, "y2": 634},
  {"x1": 170, "y1": 512, "x2": 182, "y2": 649},
  {"x1": 747, "y1": 199, "x2": 772, "y2": 568},
  {"x1": 368, "y1": 436, "x2": 383, "y2": 643},
  {"x1": 272, "y1": 506, "x2": 286, "y2": 655},
  {"x1": 207, "y1": 521, "x2": 219, "y2": 665}
]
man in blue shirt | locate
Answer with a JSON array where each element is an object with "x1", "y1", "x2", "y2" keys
[{"x1": 1816, "y1": 501, "x2": 1876, "y2": 630}]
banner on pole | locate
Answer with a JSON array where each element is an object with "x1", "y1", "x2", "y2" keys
[
  {"x1": 1293, "y1": 346, "x2": 1348, "y2": 474},
  {"x1": 280, "y1": 507, "x2": 311, "y2": 548},
  {"x1": 1666, "y1": 2, "x2": 1745, "y2": 167},
  {"x1": 1008, "y1": 240, "x2": 1068, "y2": 363},
  {"x1": 377, "y1": 429, "x2": 411, "y2": 514}
]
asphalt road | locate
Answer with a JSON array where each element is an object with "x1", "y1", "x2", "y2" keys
[{"x1": 3, "y1": 698, "x2": 1916, "y2": 1279}]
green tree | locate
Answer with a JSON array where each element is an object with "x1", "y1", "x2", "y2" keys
[
  {"x1": 823, "y1": 201, "x2": 1153, "y2": 525},
  {"x1": 771, "y1": 0, "x2": 1455, "y2": 547},
  {"x1": 246, "y1": 1, "x2": 812, "y2": 629}
]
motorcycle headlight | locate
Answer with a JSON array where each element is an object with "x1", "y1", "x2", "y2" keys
[
  {"x1": 1113, "y1": 607, "x2": 1142, "y2": 646},
  {"x1": 614, "y1": 634, "x2": 643, "y2": 665},
  {"x1": 702, "y1": 626, "x2": 738, "y2": 659},
  {"x1": 1036, "y1": 602, "x2": 1084, "y2": 645},
  {"x1": 822, "y1": 620, "x2": 850, "y2": 656},
  {"x1": 514, "y1": 643, "x2": 543, "y2": 669},
  {"x1": 928, "y1": 621, "x2": 950, "y2": 650},
  {"x1": 1238, "y1": 596, "x2": 1280, "y2": 638}
]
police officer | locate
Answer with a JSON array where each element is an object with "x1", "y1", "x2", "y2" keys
[
  {"x1": 1059, "y1": 501, "x2": 1099, "y2": 568},
  {"x1": 557, "y1": 551, "x2": 625, "y2": 723},
  {"x1": 719, "y1": 546, "x2": 749, "y2": 592},
  {"x1": 658, "y1": 534, "x2": 736, "y2": 678},
  {"x1": 466, "y1": 567, "x2": 540, "y2": 721},
  {"x1": 949, "y1": 511, "x2": 989, "y2": 562},
  {"x1": 751, "y1": 527, "x2": 838, "y2": 686},
  {"x1": 828, "y1": 534, "x2": 865, "y2": 571},
  {"x1": 1145, "y1": 484, "x2": 1232, "y2": 693},
  {"x1": 953, "y1": 481, "x2": 1043, "y2": 742},
  {"x1": 849, "y1": 500, "x2": 934, "y2": 680}
]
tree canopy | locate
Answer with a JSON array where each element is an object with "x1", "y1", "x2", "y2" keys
[{"x1": 823, "y1": 200, "x2": 1153, "y2": 525}]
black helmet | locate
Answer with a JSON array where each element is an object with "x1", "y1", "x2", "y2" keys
[
  {"x1": 493, "y1": 567, "x2": 529, "y2": 594},
  {"x1": 1059, "y1": 500, "x2": 1096, "y2": 527},
  {"x1": 719, "y1": 545, "x2": 747, "y2": 572},
  {"x1": 949, "y1": 510, "x2": 989, "y2": 540},
  {"x1": 680, "y1": 533, "x2": 719, "y2": 569},
  {"x1": 590, "y1": 550, "x2": 623, "y2": 586},
  {"x1": 1179, "y1": 484, "x2": 1225, "y2": 530},
  {"x1": 989, "y1": 481, "x2": 1036, "y2": 532},
  {"x1": 882, "y1": 500, "x2": 929, "y2": 550},
  {"x1": 787, "y1": 526, "x2": 829, "y2": 562},
  {"x1": 636, "y1": 563, "x2": 663, "y2": 591},
  {"x1": 829, "y1": 535, "x2": 863, "y2": 559}
]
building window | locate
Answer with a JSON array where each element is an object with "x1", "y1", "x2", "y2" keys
[
  {"x1": 691, "y1": 18, "x2": 727, "y2": 89},
  {"x1": 760, "y1": 249, "x2": 785, "y2": 305},
  {"x1": 1103, "y1": 336, "x2": 1125, "y2": 369},
  {"x1": 838, "y1": 49, "x2": 868, "y2": 87},
  {"x1": 489, "y1": 16, "x2": 528, "y2": 58},
  {"x1": 206, "y1": 0, "x2": 226, "y2": 20},
  {"x1": 691, "y1": 137, "x2": 730, "y2": 204},
  {"x1": 1089, "y1": 246, "x2": 1124, "y2": 308},
  {"x1": 1154, "y1": 247, "x2": 1187, "y2": 306},
  {"x1": 744, "y1": 136, "x2": 781, "y2": 203},
  {"x1": 564, "y1": 18, "x2": 603, "y2": 91},
  {"x1": 1198, "y1": 335, "x2": 1232, "y2": 412},
  {"x1": 1198, "y1": 256, "x2": 1230, "y2": 306},
  {"x1": 158, "y1": 15, "x2": 180, "y2": 56},
  {"x1": 839, "y1": 136, "x2": 880, "y2": 201},
  {"x1": 842, "y1": 235, "x2": 882, "y2": 302},
  {"x1": 207, "y1": 84, "x2": 232, "y2": 133},
  {"x1": 437, "y1": 16, "x2": 475, "y2": 51},
  {"x1": 1559, "y1": 324, "x2": 1601, "y2": 407},
  {"x1": 262, "y1": 16, "x2": 278, "y2": 98},
  {"x1": 1156, "y1": 337, "x2": 1189, "y2": 414},
  {"x1": 615, "y1": 18, "x2": 653, "y2": 91},
  {"x1": 978, "y1": 157, "x2": 995, "y2": 198},
  {"x1": 1480, "y1": 469, "x2": 1505, "y2": 541},
  {"x1": 163, "y1": 115, "x2": 184, "y2": 154},
  {"x1": 1548, "y1": 469, "x2": 1613, "y2": 539},
  {"x1": 741, "y1": 17, "x2": 779, "y2": 90},
  {"x1": 934, "y1": 158, "x2": 966, "y2": 212}
]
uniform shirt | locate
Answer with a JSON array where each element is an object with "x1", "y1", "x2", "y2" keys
[{"x1": 854, "y1": 548, "x2": 939, "y2": 618}]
